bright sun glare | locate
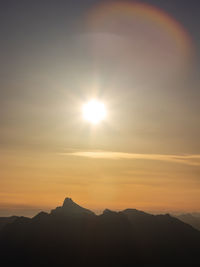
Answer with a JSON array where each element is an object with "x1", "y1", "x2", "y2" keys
[{"x1": 82, "y1": 99, "x2": 106, "y2": 125}]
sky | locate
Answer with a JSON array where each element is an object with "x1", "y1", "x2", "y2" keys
[{"x1": 0, "y1": 0, "x2": 200, "y2": 216}]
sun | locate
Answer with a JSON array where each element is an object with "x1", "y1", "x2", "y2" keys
[{"x1": 82, "y1": 99, "x2": 107, "y2": 125}]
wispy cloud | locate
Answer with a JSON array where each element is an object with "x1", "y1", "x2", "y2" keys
[{"x1": 64, "y1": 151, "x2": 200, "y2": 166}]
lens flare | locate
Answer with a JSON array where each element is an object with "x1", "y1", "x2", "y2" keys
[
  {"x1": 86, "y1": 1, "x2": 193, "y2": 80},
  {"x1": 87, "y1": 1, "x2": 192, "y2": 57}
]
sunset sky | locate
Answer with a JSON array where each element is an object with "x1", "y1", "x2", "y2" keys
[{"x1": 0, "y1": 0, "x2": 200, "y2": 216}]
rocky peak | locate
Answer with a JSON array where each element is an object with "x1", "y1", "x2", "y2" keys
[
  {"x1": 51, "y1": 197, "x2": 95, "y2": 216},
  {"x1": 62, "y1": 197, "x2": 74, "y2": 207}
]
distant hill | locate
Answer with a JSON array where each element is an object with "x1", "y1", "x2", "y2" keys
[
  {"x1": 174, "y1": 213, "x2": 200, "y2": 231},
  {"x1": 0, "y1": 198, "x2": 199, "y2": 266}
]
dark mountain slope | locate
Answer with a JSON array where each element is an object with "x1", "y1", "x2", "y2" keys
[
  {"x1": 175, "y1": 213, "x2": 200, "y2": 231},
  {"x1": 0, "y1": 198, "x2": 199, "y2": 266}
]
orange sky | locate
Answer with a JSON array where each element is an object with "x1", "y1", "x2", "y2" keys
[{"x1": 1, "y1": 148, "x2": 200, "y2": 216}]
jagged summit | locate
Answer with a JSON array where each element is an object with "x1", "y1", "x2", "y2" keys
[
  {"x1": 62, "y1": 197, "x2": 75, "y2": 207},
  {"x1": 51, "y1": 197, "x2": 94, "y2": 216}
]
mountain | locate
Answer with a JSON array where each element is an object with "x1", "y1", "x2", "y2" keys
[
  {"x1": 0, "y1": 198, "x2": 200, "y2": 267},
  {"x1": 174, "y1": 213, "x2": 200, "y2": 231},
  {"x1": 51, "y1": 197, "x2": 95, "y2": 216}
]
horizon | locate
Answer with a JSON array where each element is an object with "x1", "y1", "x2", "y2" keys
[{"x1": 0, "y1": 196, "x2": 199, "y2": 218}]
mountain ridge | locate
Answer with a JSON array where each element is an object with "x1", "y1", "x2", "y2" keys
[
  {"x1": 0, "y1": 197, "x2": 199, "y2": 266},
  {"x1": 174, "y1": 213, "x2": 200, "y2": 231}
]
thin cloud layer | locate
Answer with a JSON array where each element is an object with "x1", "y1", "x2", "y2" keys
[{"x1": 66, "y1": 151, "x2": 200, "y2": 166}]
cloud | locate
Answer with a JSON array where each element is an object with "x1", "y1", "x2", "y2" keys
[{"x1": 64, "y1": 151, "x2": 200, "y2": 166}]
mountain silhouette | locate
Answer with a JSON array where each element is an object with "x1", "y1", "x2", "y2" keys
[
  {"x1": 51, "y1": 197, "x2": 95, "y2": 216},
  {"x1": 174, "y1": 213, "x2": 200, "y2": 231},
  {"x1": 0, "y1": 198, "x2": 199, "y2": 266}
]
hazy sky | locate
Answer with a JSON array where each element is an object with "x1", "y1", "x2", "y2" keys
[{"x1": 0, "y1": 0, "x2": 200, "y2": 216}]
